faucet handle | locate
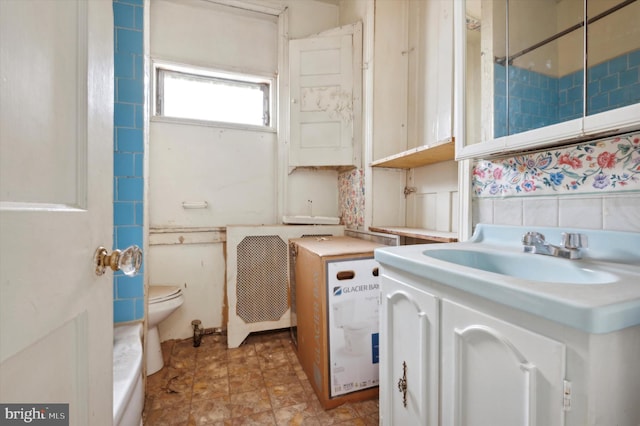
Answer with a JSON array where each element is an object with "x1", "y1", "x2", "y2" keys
[
  {"x1": 561, "y1": 233, "x2": 588, "y2": 249},
  {"x1": 522, "y1": 231, "x2": 545, "y2": 245}
]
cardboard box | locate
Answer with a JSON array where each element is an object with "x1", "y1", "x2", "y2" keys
[{"x1": 289, "y1": 236, "x2": 383, "y2": 409}]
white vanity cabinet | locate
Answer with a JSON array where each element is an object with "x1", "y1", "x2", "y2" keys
[
  {"x1": 440, "y1": 299, "x2": 566, "y2": 426},
  {"x1": 380, "y1": 274, "x2": 439, "y2": 426},
  {"x1": 378, "y1": 267, "x2": 640, "y2": 426},
  {"x1": 377, "y1": 225, "x2": 640, "y2": 425}
]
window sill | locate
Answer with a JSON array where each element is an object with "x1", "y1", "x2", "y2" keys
[{"x1": 150, "y1": 116, "x2": 277, "y2": 133}]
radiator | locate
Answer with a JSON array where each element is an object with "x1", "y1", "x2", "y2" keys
[{"x1": 225, "y1": 225, "x2": 344, "y2": 348}]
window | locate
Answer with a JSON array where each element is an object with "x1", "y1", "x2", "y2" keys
[{"x1": 154, "y1": 63, "x2": 273, "y2": 128}]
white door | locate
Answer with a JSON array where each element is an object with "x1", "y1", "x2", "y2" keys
[
  {"x1": 289, "y1": 22, "x2": 362, "y2": 168},
  {"x1": 380, "y1": 275, "x2": 439, "y2": 426},
  {"x1": 0, "y1": 1, "x2": 114, "y2": 425}
]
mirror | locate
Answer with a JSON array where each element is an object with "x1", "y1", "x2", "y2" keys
[
  {"x1": 586, "y1": 0, "x2": 640, "y2": 116},
  {"x1": 464, "y1": 0, "x2": 640, "y2": 147}
]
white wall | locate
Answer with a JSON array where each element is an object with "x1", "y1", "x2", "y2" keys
[
  {"x1": 288, "y1": 0, "x2": 338, "y2": 38},
  {"x1": 407, "y1": 161, "x2": 459, "y2": 233},
  {"x1": 371, "y1": 168, "x2": 406, "y2": 226},
  {"x1": 149, "y1": 123, "x2": 278, "y2": 228},
  {"x1": 473, "y1": 194, "x2": 640, "y2": 232},
  {"x1": 282, "y1": 1, "x2": 343, "y2": 221},
  {"x1": 339, "y1": 0, "x2": 367, "y2": 26},
  {"x1": 151, "y1": 0, "x2": 279, "y2": 73},
  {"x1": 148, "y1": 0, "x2": 340, "y2": 341},
  {"x1": 150, "y1": 240, "x2": 226, "y2": 341},
  {"x1": 149, "y1": 0, "x2": 280, "y2": 228},
  {"x1": 286, "y1": 169, "x2": 339, "y2": 217}
]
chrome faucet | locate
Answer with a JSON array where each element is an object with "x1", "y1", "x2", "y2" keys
[{"x1": 522, "y1": 231, "x2": 588, "y2": 259}]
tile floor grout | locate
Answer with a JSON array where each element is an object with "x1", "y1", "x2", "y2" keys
[{"x1": 143, "y1": 329, "x2": 379, "y2": 425}]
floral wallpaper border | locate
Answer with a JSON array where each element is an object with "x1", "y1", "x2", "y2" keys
[
  {"x1": 473, "y1": 133, "x2": 640, "y2": 197},
  {"x1": 338, "y1": 168, "x2": 365, "y2": 229}
]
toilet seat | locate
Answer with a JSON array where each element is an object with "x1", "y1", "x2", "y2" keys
[
  {"x1": 149, "y1": 286, "x2": 182, "y2": 304},
  {"x1": 146, "y1": 286, "x2": 184, "y2": 375}
]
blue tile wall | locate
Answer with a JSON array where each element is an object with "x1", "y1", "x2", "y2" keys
[
  {"x1": 494, "y1": 49, "x2": 640, "y2": 137},
  {"x1": 558, "y1": 69, "x2": 583, "y2": 122},
  {"x1": 493, "y1": 63, "x2": 508, "y2": 138},
  {"x1": 494, "y1": 63, "x2": 562, "y2": 137},
  {"x1": 586, "y1": 50, "x2": 640, "y2": 116},
  {"x1": 113, "y1": 0, "x2": 144, "y2": 323}
]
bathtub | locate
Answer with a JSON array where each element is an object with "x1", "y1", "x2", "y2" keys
[{"x1": 113, "y1": 323, "x2": 144, "y2": 426}]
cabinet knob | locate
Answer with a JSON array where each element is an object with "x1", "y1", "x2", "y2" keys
[{"x1": 397, "y1": 361, "x2": 408, "y2": 408}]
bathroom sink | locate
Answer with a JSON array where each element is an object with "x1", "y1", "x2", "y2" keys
[
  {"x1": 374, "y1": 224, "x2": 640, "y2": 334},
  {"x1": 422, "y1": 248, "x2": 617, "y2": 284}
]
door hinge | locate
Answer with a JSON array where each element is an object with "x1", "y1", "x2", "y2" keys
[
  {"x1": 404, "y1": 186, "x2": 416, "y2": 197},
  {"x1": 563, "y1": 379, "x2": 572, "y2": 411}
]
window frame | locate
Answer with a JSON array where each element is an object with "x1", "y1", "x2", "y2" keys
[{"x1": 151, "y1": 60, "x2": 276, "y2": 132}]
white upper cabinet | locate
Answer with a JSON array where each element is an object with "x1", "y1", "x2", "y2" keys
[
  {"x1": 289, "y1": 22, "x2": 362, "y2": 169},
  {"x1": 372, "y1": 0, "x2": 455, "y2": 169},
  {"x1": 455, "y1": 0, "x2": 640, "y2": 159}
]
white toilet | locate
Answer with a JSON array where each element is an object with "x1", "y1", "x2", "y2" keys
[
  {"x1": 147, "y1": 285, "x2": 184, "y2": 376},
  {"x1": 332, "y1": 299, "x2": 371, "y2": 356}
]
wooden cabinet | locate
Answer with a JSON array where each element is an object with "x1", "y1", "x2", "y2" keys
[
  {"x1": 380, "y1": 274, "x2": 439, "y2": 426},
  {"x1": 441, "y1": 300, "x2": 566, "y2": 426},
  {"x1": 372, "y1": 0, "x2": 455, "y2": 169}
]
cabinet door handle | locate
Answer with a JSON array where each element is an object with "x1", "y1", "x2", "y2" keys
[{"x1": 397, "y1": 361, "x2": 408, "y2": 407}]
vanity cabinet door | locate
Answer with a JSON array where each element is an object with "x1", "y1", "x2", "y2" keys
[
  {"x1": 380, "y1": 274, "x2": 439, "y2": 426},
  {"x1": 441, "y1": 299, "x2": 566, "y2": 426}
]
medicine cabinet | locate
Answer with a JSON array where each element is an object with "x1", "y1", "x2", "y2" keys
[{"x1": 455, "y1": 0, "x2": 640, "y2": 159}]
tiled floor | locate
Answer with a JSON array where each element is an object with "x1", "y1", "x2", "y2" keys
[{"x1": 143, "y1": 329, "x2": 379, "y2": 425}]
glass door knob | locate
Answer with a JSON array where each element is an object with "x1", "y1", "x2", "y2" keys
[{"x1": 94, "y1": 245, "x2": 142, "y2": 277}]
